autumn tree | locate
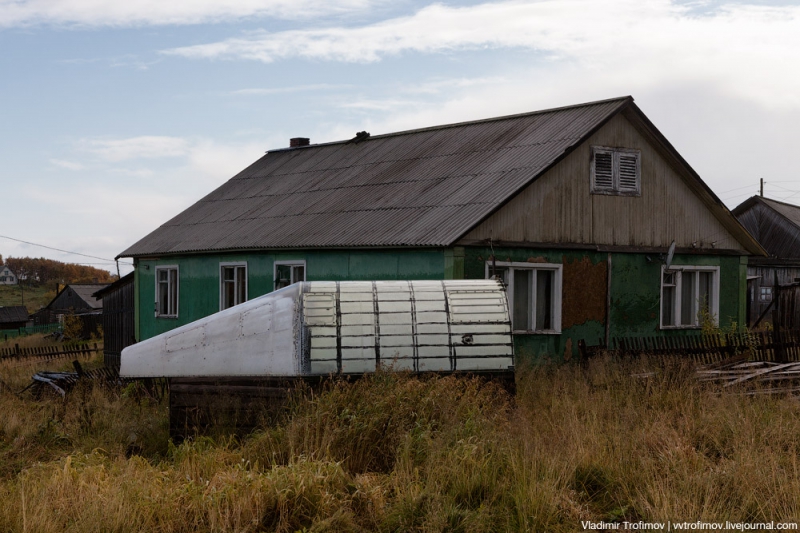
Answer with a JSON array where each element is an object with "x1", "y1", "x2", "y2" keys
[{"x1": 4, "y1": 256, "x2": 116, "y2": 289}]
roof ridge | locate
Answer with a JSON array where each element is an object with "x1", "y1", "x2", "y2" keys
[
  {"x1": 267, "y1": 96, "x2": 632, "y2": 153},
  {"x1": 759, "y1": 195, "x2": 800, "y2": 210}
]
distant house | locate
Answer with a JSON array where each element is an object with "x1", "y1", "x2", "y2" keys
[
  {"x1": 119, "y1": 96, "x2": 764, "y2": 362},
  {"x1": 35, "y1": 283, "x2": 107, "y2": 323},
  {"x1": 31, "y1": 283, "x2": 108, "y2": 338},
  {"x1": 0, "y1": 266, "x2": 18, "y2": 285},
  {"x1": 93, "y1": 273, "x2": 135, "y2": 369},
  {"x1": 733, "y1": 196, "x2": 800, "y2": 327},
  {"x1": 0, "y1": 306, "x2": 30, "y2": 330}
]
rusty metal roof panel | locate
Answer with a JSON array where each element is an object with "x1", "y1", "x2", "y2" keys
[{"x1": 120, "y1": 97, "x2": 632, "y2": 257}]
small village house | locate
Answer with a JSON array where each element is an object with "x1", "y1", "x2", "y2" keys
[
  {"x1": 118, "y1": 96, "x2": 765, "y2": 362},
  {"x1": 733, "y1": 196, "x2": 800, "y2": 327},
  {"x1": 35, "y1": 283, "x2": 108, "y2": 337},
  {"x1": 0, "y1": 265, "x2": 18, "y2": 285}
]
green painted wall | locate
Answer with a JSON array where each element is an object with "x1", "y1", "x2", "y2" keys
[
  {"x1": 134, "y1": 245, "x2": 748, "y2": 365},
  {"x1": 136, "y1": 249, "x2": 446, "y2": 341},
  {"x1": 462, "y1": 246, "x2": 747, "y2": 363}
]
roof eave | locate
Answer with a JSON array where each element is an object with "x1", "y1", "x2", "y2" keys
[{"x1": 620, "y1": 103, "x2": 767, "y2": 257}]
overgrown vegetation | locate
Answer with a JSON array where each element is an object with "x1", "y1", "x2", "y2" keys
[
  {"x1": 2, "y1": 256, "x2": 116, "y2": 287},
  {"x1": 1, "y1": 357, "x2": 800, "y2": 531},
  {"x1": 0, "y1": 284, "x2": 55, "y2": 314}
]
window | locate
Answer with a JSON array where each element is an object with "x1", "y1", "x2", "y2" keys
[
  {"x1": 155, "y1": 266, "x2": 179, "y2": 317},
  {"x1": 485, "y1": 261, "x2": 562, "y2": 333},
  {"x1": 274, "y1": 260, "x2": 306, "y2": 290},
  {"x1": 220, "y1": 262, "x2": 247, "y2": 310},
  {"x1": 661, "y1": 266, "x2": 719, "y2": 328},
  {"x1": 759, "y1": 286, "x2": 773, "y2": 302},
  {"x1": 591, "y1": 146, "x2": 641, "y2": 195}
]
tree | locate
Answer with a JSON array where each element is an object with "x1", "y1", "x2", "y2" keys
[{"x1": 4, "y1": 256, "x2": 116, "y2": 288}]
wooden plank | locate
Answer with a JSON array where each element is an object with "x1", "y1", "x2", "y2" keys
[{"x1": 723, "y1": 363, "x2": 799, "y2": 387}]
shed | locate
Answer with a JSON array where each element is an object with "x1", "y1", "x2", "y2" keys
[
  {"x1": 0, "y1": 306, "x2": 30, "y2": 330},
  {"x1": 733, "y1": 196, "x2": 800, "y2": 326}
]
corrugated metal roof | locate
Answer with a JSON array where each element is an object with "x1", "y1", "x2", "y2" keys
[
  {"x1": 760, "y1": 197, "x2": 800, "y2": 230},
  {"x1": 69, "y1": 284, "x2": 109, "y2": 309},
  {"x1": 120, "y1": 97, "x2": 632, "y2": 257},
  {"x1": 733, "y1": 196, "x2": 800, "y2": 258},
  {"x1": 0, "y1": 306, "x2": 29, "y2": 324}
]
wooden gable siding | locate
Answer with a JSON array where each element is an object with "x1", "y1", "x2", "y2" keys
[
  {"x1": 459, "y1": 112, "x2": 746, "y2": 252},
  {"x1": 736, "y1": 202, "x2": 800, "y2": 258},
  {"x1": 49, "y1": 287, "x2": 95, "y2": 312}
]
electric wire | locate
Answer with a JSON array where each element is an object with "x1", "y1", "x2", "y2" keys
[{"x1": 0, "y1": 234, "x2": 132, "y2": 265}]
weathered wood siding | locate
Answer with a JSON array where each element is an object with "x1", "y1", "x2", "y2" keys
[
  {"x1": 101, "y1": 278, "x2": 135, "y2": 369},
  {"x1": 460, "y1": 111, "x2": 746, "y2": 252},
  {"x1": 49, "y1": 287, "x2": 96, "y2": 312},
  {"x1": 747, "y1": 266, "x2": 800, "y2": 326}
]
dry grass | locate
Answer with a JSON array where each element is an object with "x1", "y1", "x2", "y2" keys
[
  {"x1": 1, "y1": 333, "x2": 66, "y2": 351},
  {"x1": 2, "y1": 357, "x2": 800, "y2": 532}
]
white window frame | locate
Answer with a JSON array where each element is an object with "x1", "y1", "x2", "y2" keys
[
  {"x1": 219, "y1": 262, "x2": 248, "y2": 311},
  {"x1": 274, "y1": 260, "x2": 306, "y2": 290},
  {"x1": 485, "y1": 261, "x2": 562, "y2": 334},
  {"x1": 155, "y1": 265, "x2": 179, "y2": 318},
  {"x1": 660, "y1": 265, "x2": 720, "y2": 329},
  {"x1": 591, "y1": 146, "x2": 641, "y2": 196}
]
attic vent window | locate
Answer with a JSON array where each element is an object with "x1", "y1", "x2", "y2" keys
[{"x1": 591, "y1": 146, "x2": 641, "y2": 196}]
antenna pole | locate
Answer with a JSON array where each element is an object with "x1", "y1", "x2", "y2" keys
[{"x1": 760, "y1": 178, "x2": 764, "y2": 197}]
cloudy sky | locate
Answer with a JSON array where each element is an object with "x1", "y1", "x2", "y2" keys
[{"x1": 2, "y1": 0, "x2": 800, "y2": 275}]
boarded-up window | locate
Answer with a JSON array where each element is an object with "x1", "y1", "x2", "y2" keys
[{"x1": 591, "y1": 146, "x2": 641, "y2": 195}]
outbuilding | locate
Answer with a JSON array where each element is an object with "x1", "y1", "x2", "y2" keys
[{"x1": 733, "y1": 196, "x2": 800, "y2": 327}]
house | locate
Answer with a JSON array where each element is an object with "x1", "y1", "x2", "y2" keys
[
  {"x1": 0, "y1": 306, "x2": 30, "y2": 330},
  {"x1": 733, "y1": 196, "x2": 800, "y2": 327},
  {"x1": 39, "y1": 283, "x2": 109, "y2": 338},
  {"x1": 37, "y1": 283, "x2": 108, "y2": 326},
  {"x1": 118, "y1": 96, "x2": 765, "y2": 362},
  {"x1": 0, "y1": 266, "x2": 18, "y2": 285},
  {"x1": 93, "y1": 273, "x2": 135, "y2": 369}
]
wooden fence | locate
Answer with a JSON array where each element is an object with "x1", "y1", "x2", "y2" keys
[
  {"x1": 0, "y1": 323, "x2": 62, "y2": 341},
  {"x1": 580, "y1": 330, "x2": 800, "y2": 364},
  {"x1": 0, "y1": 342, "x2": 102, "y2": 364}
]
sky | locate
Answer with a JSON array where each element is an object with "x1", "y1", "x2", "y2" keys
[{"x1": 2, "y1": 0, "x2": 800, "y2": 276}]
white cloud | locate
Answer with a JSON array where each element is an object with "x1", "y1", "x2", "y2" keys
[
  {"x1": 0, "y1": 0, "x2": 374, "y2": 28},
  {"x1": 49, "y1": 158, "x2": 84, "y2": 171},
  {"x1": 79, "y1": 136, "x2": 191, "y2": 162},
  {"x1": 230, "y1": 83, "x2": 353, "y2": 96},
  {"x1": 165, "y1": 0, "x2": 800, "y2": 109}
]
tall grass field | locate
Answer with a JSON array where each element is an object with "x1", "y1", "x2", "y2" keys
[{"x1": 1, "y1": 355, "x2": 799, "y2": 532}]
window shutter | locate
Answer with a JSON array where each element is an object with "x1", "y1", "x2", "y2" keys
[
  {"x1": 593, "y1": 150, "x2": 614, "y2": 191},
  {"x1": 618, "y1": 152, "x2": 639, "y2": 193}
]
